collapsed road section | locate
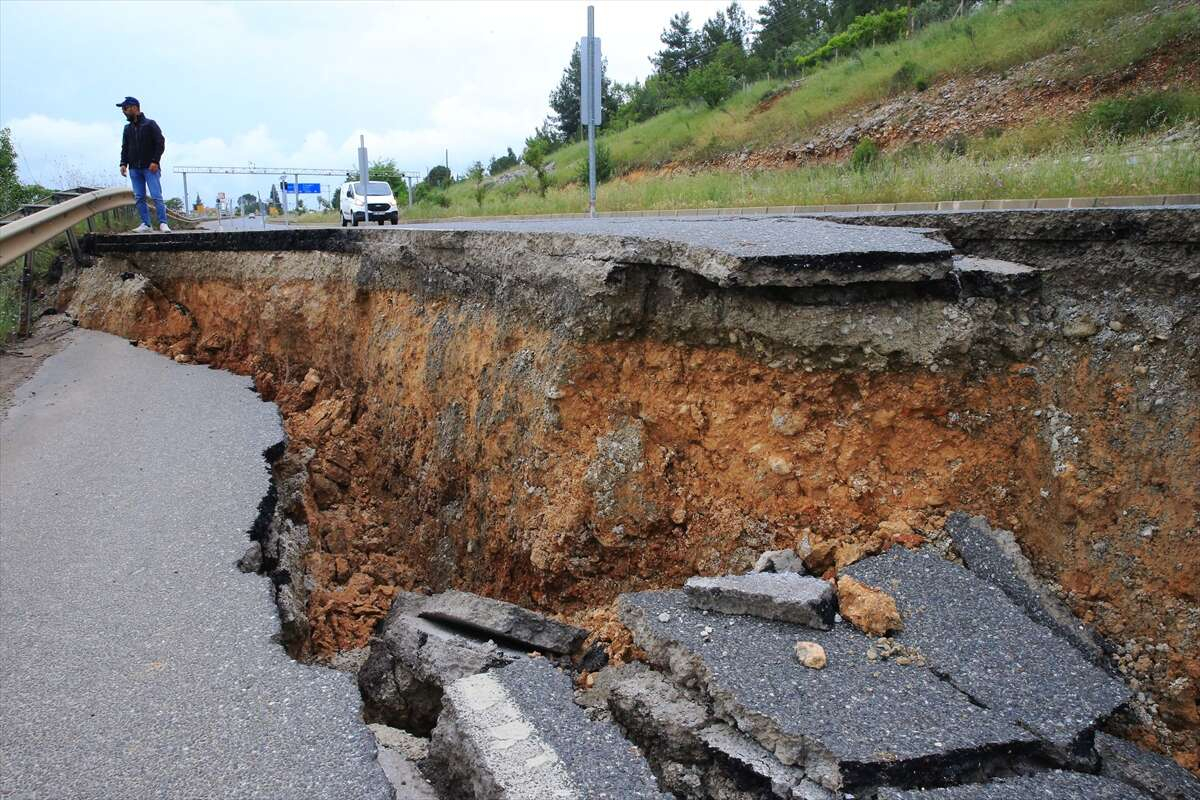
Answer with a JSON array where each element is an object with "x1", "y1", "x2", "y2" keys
[{"x1": 63, "y1": 207, "x2": 1200, "y2": 791}]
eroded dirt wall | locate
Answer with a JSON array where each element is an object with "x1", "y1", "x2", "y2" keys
[{"x1": 64, "y1": 224, "x2": 1198, "y2": 770}]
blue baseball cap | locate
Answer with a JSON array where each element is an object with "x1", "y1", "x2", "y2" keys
[{"x1": 115, "y1": 96, "x2": 140, "y2": 108}]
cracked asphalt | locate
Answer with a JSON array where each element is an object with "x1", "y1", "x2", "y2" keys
[{"x1": 0, "y1": 330, "x2": 391, "y2": 800}]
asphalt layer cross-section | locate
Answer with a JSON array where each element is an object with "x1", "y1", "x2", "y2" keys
[{"x1": 0, "y1": 330, "x2": 391, "y2": 800}]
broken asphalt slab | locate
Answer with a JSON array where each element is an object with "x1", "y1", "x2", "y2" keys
[
  {"x1": 943, "y1": 511, "x2": 1107, "y2": 663},
  {"x1": 877, "y1": 770, "x2": 1151, "y2": 799},
  {"x1": 619, "y1": 590, "x2": 1040, "y2": 793},
  {"x1": 431, "y1": 656, "x2": 671, "y2": 799},
  {"x1": 418, "y1": 588, "x2": 588, "y2": 655},
  {"x1": 1094, "y1": 732, "x2": 1200, "y2": 800},
  {"x1": 360, "y1": 587, "x2": 586, "y2": 733},
  {"x1": 406, "y1": 215, "x2": 956, "y2": 287},
  {"x1": 845, "y1": 547, "x2": 1128, "y2": 752},
  {"x1": 0, "y1": 330, "x2": 391, "y2": 799},
  {"x1": 684, "y1": 572, "x2": 835, "y2": 629}
]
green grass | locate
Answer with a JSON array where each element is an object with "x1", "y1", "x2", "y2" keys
[
  {"x1": 524, "y1": 0, "x2": 1191, "y2": 190},
  {"x1": 401, "y1": 132, "x2": 1197, "y2": 220}
]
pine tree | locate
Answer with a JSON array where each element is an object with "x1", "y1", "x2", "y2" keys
[
  {"x1": 652, "y1": 12, "x2": 701, "y2": 81},
  {"x1": 752, "y1": 0, "x2": 828, "y2": 64},
  {"x1": 548, "y1": 44, "x2": 616, "y2": 142}
]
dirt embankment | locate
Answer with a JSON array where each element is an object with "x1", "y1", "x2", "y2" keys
[{"x1": 64, "y1": 214, "x2": 1199, "y2": 771}]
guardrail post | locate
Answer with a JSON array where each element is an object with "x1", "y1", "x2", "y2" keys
[
  {"x1": 64, "y1": 228, "x2": 84, "y2": 264},
  {"x1": 17, "y1": 251, "x2": 33, "y2": 338}
]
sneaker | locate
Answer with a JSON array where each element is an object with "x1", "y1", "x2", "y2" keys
[
  {"x1": 159, "y1": 223, "x2": 172, "y2": 233},
  {"x1": 131, "y1": 223, "x2": 151, "y2": 233}
]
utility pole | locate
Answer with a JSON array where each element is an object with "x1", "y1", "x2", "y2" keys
[{"x1": 182, "y1": 172, "x2": 189, "y2": 216}]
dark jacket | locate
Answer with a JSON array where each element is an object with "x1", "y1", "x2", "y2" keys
[{"x1": 119, "y1": 113, "x2": 165, "y2": 169}]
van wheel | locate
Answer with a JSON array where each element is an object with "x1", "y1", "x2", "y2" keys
[
  {"x1": 351, "y1": 215, "x2": 359, "y2": 227},
  {"x1": 377, "y1": 219, "x2": 384, "y2": 226},
  {"x1": 340, "y1": 215, "x2": 348, "y2": 227}
]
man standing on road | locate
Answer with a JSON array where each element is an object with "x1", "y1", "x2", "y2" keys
[{"x1": 117, "y1": 96, "x2": 170, "y2": 233}]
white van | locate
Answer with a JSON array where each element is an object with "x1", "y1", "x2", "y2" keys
[{"x1": 338, "y1": 180, "x2": 399, "y2": 226}]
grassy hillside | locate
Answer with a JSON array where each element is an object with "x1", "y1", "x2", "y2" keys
[{"x1": 288, "y1": 0, "x2": 1197, "y2": 224}]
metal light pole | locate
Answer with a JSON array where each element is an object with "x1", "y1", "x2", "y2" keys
[{"x1": 182, "y1": 172, "x2": 189, "y2": 215}]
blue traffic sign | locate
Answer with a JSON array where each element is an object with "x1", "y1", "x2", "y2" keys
[{"x1": 284, "y1": 182, "x2": 322, "y2": 193}]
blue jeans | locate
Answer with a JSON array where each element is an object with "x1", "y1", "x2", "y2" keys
[{"x1": 129, "y1": 167, "x2": 167, "y2": 226}]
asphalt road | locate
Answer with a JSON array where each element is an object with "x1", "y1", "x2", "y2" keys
[{"x1": 0, "y1": 330, "x2": 392, "y2": 800}]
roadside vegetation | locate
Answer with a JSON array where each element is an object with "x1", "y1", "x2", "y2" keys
[
  {"x1": 285, "y1": 0, "x2": 1198, "y2": 226},
  {"x1": 367, "y1": 0, "x2": 1196, "y2": 222}
]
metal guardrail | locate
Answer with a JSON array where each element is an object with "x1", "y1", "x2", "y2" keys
[{"x1": 0, "y1": 187, "x2": 135, "y2": 265}]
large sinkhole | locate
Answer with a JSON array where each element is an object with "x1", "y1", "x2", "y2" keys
[{"x1": 68, "y1": 210, "x2": 1200, "y2": 797}]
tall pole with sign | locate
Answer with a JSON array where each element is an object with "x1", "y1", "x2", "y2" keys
[
  {"x1": 581, "y1": 6, "x2": 601, "y2": 218},
  {"x1": 358, "y1": 135, "x2": 370, "y2": 223}
]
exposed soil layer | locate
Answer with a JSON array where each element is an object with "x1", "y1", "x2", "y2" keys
[{"x1": 66, "y1": 209, "x2": 1199, "y2": 771}]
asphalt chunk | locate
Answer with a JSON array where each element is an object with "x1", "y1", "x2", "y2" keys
[
  {"x1": 684, "y1": 572, "x2": 836, "y2": 629},
  {"x1": 845, "y1": 547, "x2": 1129, "y2": 751},
  {"x1": 432, "y1": 657, "x2": 671, "y2": 799}
]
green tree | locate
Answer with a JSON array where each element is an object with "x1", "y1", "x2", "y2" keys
[
  {"x1": 653, "y1": 12, "x2": 702, "y2": 82},
  {"x1": 238, "y1": 192, "x2": 257, "y2": 213},
  {"x1": 752, "y1": 0, "x2": 829, "y2": 66},
  {"x1": 488, "y1": 147, "x2": 519, "y2": 176},
  {"x1": 425, "y1": 165, "x2": 452, "y2": 188},
  {"x1": 268, "y1": 184, "x2": 281, "y2": 212},
  {"x1": 548, "y1": 44, "x2": 617, "y2": 141},
  {"x1": 0, "y1": 127, "x2": 48, "y2": 216},
  {"x1": 684, "y1": 57, "x2": 736, "y2": 108},
  {"x1": 166, "y1": 197, "x2": 183, "y2": 211},
  {"x1": 467, "y1": 161, "x2": 488, "y2": 208},
  {"x1": 699, "y1": 3, "x2": 751, "y2": 64},
  {"x1": 522, "y1": 137, "x2": 552, "y2": 198}
]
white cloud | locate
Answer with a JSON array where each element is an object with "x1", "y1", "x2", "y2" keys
[{"x1": 2, "y1": 0, "x2": 743, "y2": 201}]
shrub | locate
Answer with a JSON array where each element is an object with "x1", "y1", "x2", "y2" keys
[
  {"x1": 1084, "y1": 91, "x2": 1198, "y2": 137},
  {"x1": 850, "y1": 138, "x2": 880, "y2": 171},
  {"x1": 940, "y1": 132, "x2": 969, "y2": 156},
  {"x1": 797, "y1": 8, "x2": 911, "y2": 70},
  {"x1": 684, "y1": 61, "x2": 736, "y2": 109},
  {"x1": 890, "y1": 60, "x2": 928, "y2": 94},
  {"x1": 576, "y1": 141, "x2": 614, "y2": 185}
]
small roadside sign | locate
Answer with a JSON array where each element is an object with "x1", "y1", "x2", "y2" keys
[{"x1": 579, "y1": 35, "x2": 602, "y2": 125}]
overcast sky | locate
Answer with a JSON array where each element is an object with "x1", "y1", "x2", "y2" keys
[{"x1": 0, "y1": 0, "x2": 743, "y2": 203}]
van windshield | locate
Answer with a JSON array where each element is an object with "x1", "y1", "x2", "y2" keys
[{"x1": 366, "y1": 181, "x2": 394, "y2": 195}]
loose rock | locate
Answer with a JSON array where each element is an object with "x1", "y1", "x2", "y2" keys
[
  {"x1": 794, "y1": 641, "x2": 828, "y2": 669},
  {"x1": 836, "y1": 576, "x2": 903, "y2": 637},
  {"x1": 752, "y1": 547, "x2": 807, "y2": 574}
]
